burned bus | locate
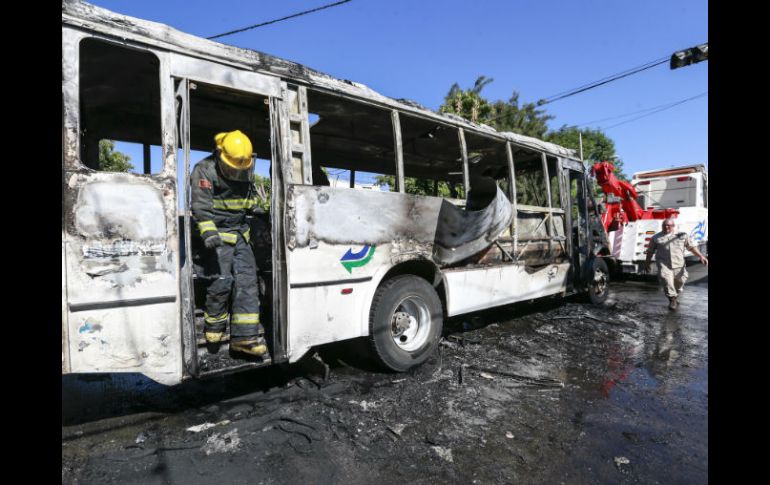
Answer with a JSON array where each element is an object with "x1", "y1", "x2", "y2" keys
[{"x1": 62, "y1": 0, "x2": 612, "y2": 385}]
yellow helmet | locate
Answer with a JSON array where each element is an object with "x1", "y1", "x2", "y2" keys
[{"x1": 215, "y1": 130, "x2": 253, "y2": 170}]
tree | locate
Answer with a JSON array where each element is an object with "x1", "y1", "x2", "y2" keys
[
  {"x1": 372, "y1": 175, "x2": 461, "y2": 197},
  {"x1": 98, "y1": 139, "x2": 134, "y2": 172},
  {"x1": 488, "y1": 92, "x2": 554, "y2": 138},
  {"x1": 545, "y1": 125, "x2": 627, "y2": 180},
  {"x1": 440, "y1": 76, "x2": 554, "y2": 138},
  {"x1": 440, "y1": 76, "x2": 494, "y2": 123},
  {"x1": 253, "y1": 173, "x2": 271, "y2": 210}
]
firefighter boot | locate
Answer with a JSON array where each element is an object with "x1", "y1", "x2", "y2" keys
[
  {"x1": 205, "y1": 331, "x2": 224, "y2": 343},
  {"x1": 230, "y1": 336, "x2": 269, "y2": 359},
  {"x1": 668, "y1": 296, "x2": 678, "y2": 311}
]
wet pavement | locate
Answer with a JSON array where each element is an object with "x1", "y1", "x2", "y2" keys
[{"x1": 62, "y1": 263, "x2": 707, "y2": 484}]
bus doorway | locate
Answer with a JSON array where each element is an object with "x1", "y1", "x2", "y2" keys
[{"x1": 173, "y1": 63, "x2": 283, "y2": 379}]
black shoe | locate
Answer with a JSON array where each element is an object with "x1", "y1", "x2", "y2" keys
[{"x1": 668, "y1": 297, "x2": 678, "y2": 311}]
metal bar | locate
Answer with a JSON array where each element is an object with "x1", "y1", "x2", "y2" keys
[
  {"x1": 392, "y1": 110, "x2": 404, "y2": 193},
  {"x1": 143, "y1": 144, "x2": 151, "y2": 174},
  {"x1": 175, "y1": 77, "x2": 197, "y2": 377},
  {"x1": 350, "y1": 170, "x2": 356, "y2": 188},
  {"x1": 542, "y1": 152, "x2": 554, "y2": 256},
  {"x1": 557, "y1": 158, "x2": 572, "y2": 262},
  {"x1": 515, "y1": 211, "x2": 552, "y2": 261},
  {"x1": 505, "y1": 141, "x2": 517, "y2": 253},
  {"x1": 298, "y1": 86, "x2": 313, "y2": 185},
  {"x1": 69, "y1": 295, "x2": 177, "y2": 312},
  {"x1": 458, "y1": 128, "x2": 469, "y2": 196},
  {"x1": 62, "y1": 28, "x2": 86, "y2": 168},
  {"x1": 158, "y1": 52, "x2": 176, "y2": 176},
  {"x1": 494, "y1": 240, "x2": 514, "y2": 262},
  {"x1": 271, "y1": 94, "x2": 289, "y2": 362}
]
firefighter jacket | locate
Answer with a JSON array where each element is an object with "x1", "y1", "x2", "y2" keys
[{"x1": 191, "y1": 155, "x2": 259, "y2": 245}]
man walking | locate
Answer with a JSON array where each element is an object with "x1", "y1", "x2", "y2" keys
[{"x1": 645, "y1": 218, "x2": 708, "y2": 310}]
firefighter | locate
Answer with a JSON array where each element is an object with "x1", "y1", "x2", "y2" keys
[{"x1": 191, "y1": 130, "x2": 268, "y2": 357}]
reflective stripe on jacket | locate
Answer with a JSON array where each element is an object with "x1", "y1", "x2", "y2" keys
[{"x1": 191, "y1": 155, "x2": 257, "y2": 244}]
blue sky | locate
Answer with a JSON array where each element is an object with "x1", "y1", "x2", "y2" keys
[{"x1": 89, "y1": 0, "x2": 707, "y2": 179}]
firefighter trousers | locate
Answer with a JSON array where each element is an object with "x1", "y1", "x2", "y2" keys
[{"x1": 203, "y1": 233, "x2": 263, "y2": 340}]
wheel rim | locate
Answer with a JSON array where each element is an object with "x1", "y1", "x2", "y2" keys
[
  {"x1": 592, "y1": 267, "x2": 608, "y2": 296},
  {"x1": 391, "y1": 295, "x2": 431, "y2": 351}
]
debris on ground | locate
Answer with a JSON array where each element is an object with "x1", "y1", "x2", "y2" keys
[
  {"x1": 614, "y1": 456, "x2": 631, "y2": 467},
  {"x1": 62, "y1": 271, "x2": 709, "y2": 484},
  {"x1": 431, "y1": 446, "x2": 454, "y2": 463},
  {"x1": 186, "y1": 420, "x2": 231, "y2": 433},
  {"x1": 202, "y1": 428, "x2": 240, "y2": 455}
]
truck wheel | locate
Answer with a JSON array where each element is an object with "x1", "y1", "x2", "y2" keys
[
  {"x1": 368, "y1": 275, "x2": 443, "y2": 372},
  {"x1": 586, "y1": 257, "x2": 610, "y2": 305}
]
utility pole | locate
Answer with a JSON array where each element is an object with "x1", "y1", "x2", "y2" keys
[{"x1": 670, "y1": 42, "x2": 708, "y2": 70}]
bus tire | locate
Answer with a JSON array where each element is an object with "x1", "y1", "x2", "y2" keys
[
  {"x1": 586, "y1": 257, "x2": 610, "y2": 305},
  {"x1": 368, "y1": 275, "x2": 443, "y2": 372}
]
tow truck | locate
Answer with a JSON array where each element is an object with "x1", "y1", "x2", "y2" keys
[{"x1": 591, "y1": 162, "x2": 708, "y2": 274}]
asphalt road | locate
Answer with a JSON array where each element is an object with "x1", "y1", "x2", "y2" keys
[{"x1": 63, "y1": 263, "x2": 708, "y2": 484}]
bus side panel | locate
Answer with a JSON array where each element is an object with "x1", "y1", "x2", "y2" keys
[
  {"x1": 63, "y1": 173, "x2": 183, "y2": 385},
  {"x1": 287, "y1": 242, "x2": 391, "y2": 362},
  {"x1": 285, "y1": 184, "x2": 516, "y2": 360},
  {"x1": 67, "y1": 303, "x2": 178, "y2": 372},
  {"x1": 444, "y1": 263, "x2": 570, "y2": 316},
  {"x1": 285, "y1": 184, "x2": 443, "y2": 361}
]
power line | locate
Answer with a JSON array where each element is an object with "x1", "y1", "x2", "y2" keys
[
  {"x1": 600, "y1": 92, "x2": 707, "y2": 130},
  {"x1": 479, "y1": 55, "x2": 671, "y2": 125},
  {"x1": 576, "y1": 92, "x2": 708, "y2": 127},
  {"x1": 536, "y1": 56, "x2": 669, "y2": 106},
  {"x1": 208, "y1": 0, "x2": 353, "y2": 40}
]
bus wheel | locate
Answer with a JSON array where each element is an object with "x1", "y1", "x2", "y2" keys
[
  {"x1": 586, "y1": 257, "x2": 610, "y2": 305},
  {"x1": 368, "y1": 275, "x2": 443, "y2": 372}
]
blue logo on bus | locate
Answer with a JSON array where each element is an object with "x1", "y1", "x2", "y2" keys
[{"x1": 340, "y1": 245, "x2": 376, "y2": 273}]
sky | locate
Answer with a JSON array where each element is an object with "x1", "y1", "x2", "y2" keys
[{"x1": 85, "y1": 0, "x2": 708, "y2": 180}]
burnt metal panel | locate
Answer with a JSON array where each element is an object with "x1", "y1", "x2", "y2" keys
[
  {"x1": 287, "y1": 184, "x2": 512, "y2": 266},
  {"x1": 433, "y1": 188, "x2": 513, "y2": 264}
]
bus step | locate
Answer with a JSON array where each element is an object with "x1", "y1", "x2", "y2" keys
[{"x1": 196, "y1": 343, "x2": 273, "y2": 376}]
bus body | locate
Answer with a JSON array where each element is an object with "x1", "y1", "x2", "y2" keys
[
  {"x1": 62, "y1": 0, "x2": 612, "y2": 385},
  {"x1": 608, "y1": 165, "x2": 708, "y2": 273}
]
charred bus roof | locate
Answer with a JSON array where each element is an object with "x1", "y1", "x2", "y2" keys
[{"x1": 62, "y1": 0, "x2": 580, "y2": 164}]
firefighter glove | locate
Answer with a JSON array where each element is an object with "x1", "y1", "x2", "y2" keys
[{"x1": 204, "y1": 234, "x2": 223, "y2": 249}]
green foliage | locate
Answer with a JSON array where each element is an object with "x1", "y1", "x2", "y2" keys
[
  {"x1": 253, "y1": 173, "x2": 271, "y2": 210},
  {"x1": 515, "y1": 167, "x2": 548, "y2": 207},
  {"x1": 440, "y1": 76, "x2": 554, "y2": 138},
  {"x1": 440, "y1": 76, "x2": 494, "y2": 123},
  {"x1": 373, "y1": 175, "x2": 463, "y2": 198},
  {"x1": 438, "y1": 77, "x2": 625, "y2": 180},
  {"x1": 545, "y1": 125, "x2": 627, "y2": 179},
  {"x1": 98, "y1": 139, "x2": 133, "y2": 172},
  {"x1": 487, "y1": 92, "x2": 554, "y2": 138}
]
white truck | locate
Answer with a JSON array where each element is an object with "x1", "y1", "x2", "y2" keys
[{"x1": 608, "y1": 165, "x2": 708, "y2": 274}]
